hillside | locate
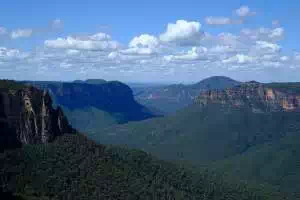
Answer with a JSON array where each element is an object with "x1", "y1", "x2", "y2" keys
[
  {"x1": 0, "y1": 80, "x2": 291, "y2": 199},
  {"x1": 89, "y1": 82, "x2": 300, "y2": 196},
  {"x1": 210, "y1": 132, "x2": 300, "y2": 198},
  {"x1": 91, "y1": 82, "x2": 300, "y2": 164},
  {"x1": 133, "y1": 76, "x2": 240, "y2": 114},
  {"x1": 22, "y1": 81, "x2": 156, "y2": 133},
  {"x1": 0, "y1": 134, "x2": 290, "y2": 200}
]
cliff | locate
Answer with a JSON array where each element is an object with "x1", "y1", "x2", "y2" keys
[
  {"x1": 0, "y1": 80, "x2": 75, "y2": 151},
  {"x1": 195, "y1": 82, "x2": 300, "y2": 112},
  {"x1": 22, "y1": 81, "x2": 155, "y2": 122},
  {"x1": 133, "y1": 76, "x2": 240, "y2": 114}
]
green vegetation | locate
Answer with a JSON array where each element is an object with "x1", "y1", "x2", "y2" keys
[
  {"x1": 0, "y1": 134, "x2": 290, "y2": 200},
  {"x1": 89, "y1": 99, "x2": 300, "y2": 197},
  {"x1": 63, "y1": 106, "x2": 118, "y2": 134},
  {"x1": 209, "y1": 132, "x2": 300, "y2": 198},
  {"x1": 91, "y1": 103, "x2": 300, "y2": 165}
]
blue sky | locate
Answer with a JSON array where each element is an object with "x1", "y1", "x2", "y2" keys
[{"x1": 0, "y1": 0, "x2": 300, "y2": 83}]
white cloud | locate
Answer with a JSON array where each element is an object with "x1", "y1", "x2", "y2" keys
[
  {"x1": 2, "y1": 16, "x2": 300, "y2": 82},
  {"x1": 269, "y1": 28, "x2": 284, "y2": 39},
  {"x1": 205, "y1": 17, "x2": 243, "y2": 25},
  {"x1": 209, "y1": 45, "x2": 237, "y2": 54},
  {"x1": 235, "y1": 6, "x2": 256, "y2": 17},
  {"x1": 11, "y1": 29, "x2": 33, "y2": 39},
  {"x1": 44, "y1": 33, "x2": 119, "y2": 51},
  {"x1": 280, "y1": 56, "x2": 289, "y2": 61},
  {"x1": 241, "y1": 27, "x2": 284, "y2": 42},
  {"x1": 0, "y1": 47, "x2": 30, "y2": 60},
  {"x1": 205, "y1": 17, "x2": 231, "y2": 25},
  {"x1": 222, "y1": 54, "x2": 255, "y2": 64},
  {"x1": 217, "y1": 33, "x2": 244, "y2": 48},
  {"x1": 255, "y1": 41, "x2": 281, "y2": 53},
  {"x1": 89, "y1": 32, "x2": 112, "y2": 41},
  {"x1": 159, "y1": 20, "x2": 203, "y2": 45},
  {"x1": 119, "y1": 34, "x2": 160, "y2": 55},
  {"x1": 66, "y1": 49, "x2": 80, "y2": 55},
  {"x1": 164, "y1": 47, "x2": 208, "y2": 61},
  {"x1": 129, "y1": 34, "x2": 159, "y2": 48},
  {"x1": 120, "y1": 48, "x2": 155, "y2": 55}
]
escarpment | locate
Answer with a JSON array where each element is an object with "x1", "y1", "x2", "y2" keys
[
  {"x1": 195, "y1": 82, "x2": 300, "y2": 112},
  {"x1": 0, "y1": 81, "x2": 76, "y2": 151}
]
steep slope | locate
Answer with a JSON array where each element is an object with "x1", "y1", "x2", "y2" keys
[
  {"x1": 0, "y1": 134, "x2": 290, "y2": 200},
  {"x1": 89, "y1": 82, "x2": 300, "y2": 197},
  {"x1": 0, "y1": 80, "x2": 290, "y2": 199},
  {"x1": 133, "y1": 76, "x2": 240, "y2": 114},
  {"x1": 210, "y1": 133, "x2": 300, "y2": 198},
  {"x1": 0, "y1": 80, "x2": 75, "y2": 152},
  {"x1": 22, "y1": 81, "x2": 156, "y2": 133}
]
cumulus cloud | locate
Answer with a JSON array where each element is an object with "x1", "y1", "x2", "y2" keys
[
  {"x1": 117, "y1": 34, "x2": 161, "y2": 55},
  {"x1": 159, "y1": 20, "x2": 203, "y2": 46},
  {"x1": 45, "y1": 33, "x2": 119, "y2": 51},
  {"x1": 235, "y1": 6, "x2": 256, "y2": 17},
  {"x1": 11, "y1": 29, "x2": 33, "y2": 39},
  {"x1": 129, "y1": 34, "x2": 159, "y2": 48},
  {"x1": 2, "y1": 14, "x2": 300, "y2": 82}
]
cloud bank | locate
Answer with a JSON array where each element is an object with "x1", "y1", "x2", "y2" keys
[{"x1": 0, "y1": 6, "x2": 299, "y2": 83}]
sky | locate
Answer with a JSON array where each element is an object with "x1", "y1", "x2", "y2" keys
[{"x1": 1, "y1": 0, "x2": 300, "y2": 83}]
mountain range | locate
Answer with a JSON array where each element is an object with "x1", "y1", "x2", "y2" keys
[
  {"x1": 89, "y1": 81, "x2": 300, "y2": 197},
  {"x1": 0, "y1": 79, "x2": 291, "y2": 199},
  {"x1": 132, "y1": 76, "x2": 241, "y2": 114},
  {"x1": 21, "y1": 80, "x2": 156, "y2": 134}
]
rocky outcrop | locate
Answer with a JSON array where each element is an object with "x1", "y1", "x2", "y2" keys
[
  {"x1": 0, "y1": 82, "x2": 76, "y2": 151},
  {"x1": 195, "y1": 82, "x2": 300, "y2": 112}
]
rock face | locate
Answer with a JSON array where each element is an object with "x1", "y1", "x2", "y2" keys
[
  {"x1": 0, "y1": 82, "x2": 75, "y2": 151},
  {"x1": 22, "y1": 81, "x2": 155, "y2": 122},
  {"x1": 195, "y1": 82, "x2": 300, "y2": 112}
]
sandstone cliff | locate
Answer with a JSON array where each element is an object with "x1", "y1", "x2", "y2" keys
[
  {"x1": 0, "y1": 81, "x2": 76, "y2": 151},
  {"x1": 195, "y1": 82, "x2": 300, "y2": 112}
]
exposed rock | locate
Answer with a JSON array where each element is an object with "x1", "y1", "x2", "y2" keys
[
  {"x1": 195, "y1": 82, "x2": 300, "y2": 112},
  {"x1": 0, "y1": 82, "x2": 76, "y2": 151}
]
